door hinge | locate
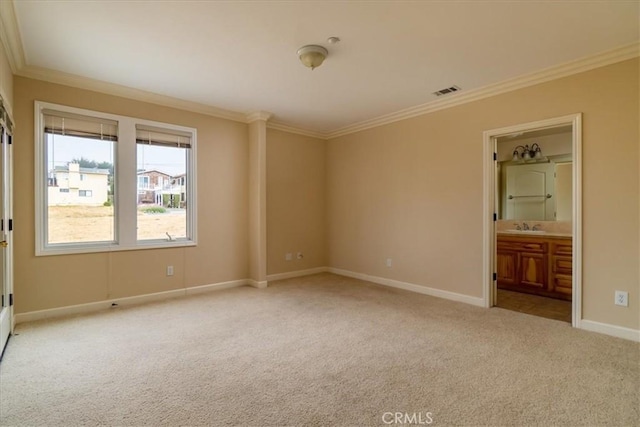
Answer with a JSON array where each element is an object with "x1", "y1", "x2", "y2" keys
[
  {"x1": 9, "y1": 294, "x2": 13, "y2": 306},
  {"x1": 493, "y1": 213, "x2": 497, "y2": 221},
  {"x1": 8, "y1": 219, "x2": 12, "y2": 231},
  {"x1": 493, "y1": 272, "x2": 497, "y2": 281},
  {"x1": 493, "y1": 152, "x2": 497, "y2": 161}
]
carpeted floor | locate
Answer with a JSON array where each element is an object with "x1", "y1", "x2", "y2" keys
[{"x1": 0, "y1": 273, "x2": 638, "y2": 426}]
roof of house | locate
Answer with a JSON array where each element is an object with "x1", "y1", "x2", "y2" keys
[
  {"x1": 53, "y1": 166, "x2": 110, "y2": 175},
  {"x1": 137, "y1": 169, "x2": 172, "y2": 177}
]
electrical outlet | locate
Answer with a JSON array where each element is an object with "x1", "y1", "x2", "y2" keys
[
  {"x1": 386, "y1": 258, "x2": 392, "y2": 268},
  {"x1": 285, "y1": 253, "x2": 292, "y2": 261},
  {"x1": 296, "y1": 252, "x2": 304, "y2": 260},
  {"x1": 166, "y1": 265, "x2": 174, "y2": 276},
  {"x1": 614, "y1": 291, "x2": 628, "y2": 307}
]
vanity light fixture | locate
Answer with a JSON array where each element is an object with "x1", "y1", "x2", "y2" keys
[
  {"x1": 297, "y1": 44, "x2": 329, "y2": 70},
  {"x1": 512, "y1": 143, "x2": 548, "y2": 163}
]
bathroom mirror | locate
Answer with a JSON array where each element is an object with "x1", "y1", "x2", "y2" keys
[{"x1": 496, "y1": 126, "x2": 573, "y2": 221}]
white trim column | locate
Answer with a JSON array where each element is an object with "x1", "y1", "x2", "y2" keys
[{"x1": 247, "y1": 111, "x2": 271, "y2": 288}]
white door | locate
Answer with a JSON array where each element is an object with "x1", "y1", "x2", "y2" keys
[
  {"x1": 0, "y1": 124, "x2": 13, "y2": 357},
  {"x1": 555, "y1": 162, "x2": 573, "y2": 221},
  {"x1": 505, "y1": 163, "x2": 555, "y2": 221}
]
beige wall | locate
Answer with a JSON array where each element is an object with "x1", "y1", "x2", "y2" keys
[
  {"x1": 14, "y1": 77, "x2": 250, "y2": 313},
  {"x1": 11, "y1": 59, "x2": 640, "y2": 333},
  {"x1": 327, "y1": 58, "x2": 639, "y2": 330},
  {"x1": 266, "y1": 129, "x2": 326, "y2": 275}
]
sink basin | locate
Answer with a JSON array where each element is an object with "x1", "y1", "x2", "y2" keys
[{"x1": 503, "y1": 229, "x2": 546, "y2": 234}]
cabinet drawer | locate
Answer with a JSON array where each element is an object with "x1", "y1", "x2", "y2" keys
[
  {"x1": 553, "y1": 274, "x2": 573, "y2": 295},
  {"x1": 553, "y1": 256, "x2": 572, "y2": 275},
  {"x1": 497, "y1": 241, "x2": 547, "y2": 253},
  {"x1": 553, "y1": 241, "x2": 572, "y2": 255}
]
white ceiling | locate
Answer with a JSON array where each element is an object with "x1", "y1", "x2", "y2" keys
[{"x1": 11, "y1": 1, "x2": 640, "y2": 134}]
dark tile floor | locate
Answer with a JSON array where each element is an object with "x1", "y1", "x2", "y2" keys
[{"x1": 496, "y1": 289, "x2": 571, "y2": 323}]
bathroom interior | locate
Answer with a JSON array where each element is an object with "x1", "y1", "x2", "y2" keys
[{"x1": 495, "y1": 125, "x2": 573, "y2": 322}]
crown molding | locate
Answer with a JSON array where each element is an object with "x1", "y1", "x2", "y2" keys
[
  {"x1": 267, "y1": 121, "x2": 328, "y2": 140},
  {"x1": 246, "y1": 111, "x2": 273, "y2": 123},
  {"x1": 326, "y1": 42, "x2": 640, "y2": 139},
  {"x1": 17, "y1": 65, "x2": 248, "y2": 123},
  {"x1": 2, "y1": 2, "x2": 637, "y2": 142},
  {"x1": 0, "y1": 0, "x2": 25, "y2": 73}
]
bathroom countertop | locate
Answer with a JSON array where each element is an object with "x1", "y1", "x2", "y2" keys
[{"x1": 497, "y1": 230, "x2": 572, "y2": 239}]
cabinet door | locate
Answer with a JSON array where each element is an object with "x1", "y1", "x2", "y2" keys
[
  {"x1": 519, "y1": 253, "x2": 547, "y2": 289},
  {"x1": 497, "y1": 251, "x2": 519, "y2": 286}
]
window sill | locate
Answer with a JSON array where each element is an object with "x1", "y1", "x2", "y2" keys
[{"x1": 36, "y1": 240, "x2": 197, "y2": 257}]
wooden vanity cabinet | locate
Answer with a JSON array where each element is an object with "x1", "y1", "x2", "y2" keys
[{"x1": 497, "y1": 234, "x2": 572, "y2": 301}]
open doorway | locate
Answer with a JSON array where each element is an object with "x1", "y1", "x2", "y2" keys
[{"x1": 483, "y1": 114, "x2": 582, "y2": 326}]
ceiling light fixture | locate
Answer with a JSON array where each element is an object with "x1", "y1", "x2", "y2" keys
[
  {"x1": 297, "y1": 45, "x2": 328, "y2": 70},
  {"x1": 511, "y1": 143, "x2": 548, "y2": 163}
]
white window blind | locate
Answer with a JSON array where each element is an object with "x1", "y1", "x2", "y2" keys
[
  {"x1": 43, "y1": 110, "x2": 118, "y2": 141},
  {"x1": 135, "y1": 125, "x2": 191, "y2": 148}
]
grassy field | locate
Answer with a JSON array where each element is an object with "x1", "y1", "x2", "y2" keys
[{"x1": 48, "y1": 205, "x2": 186, "y2": 244}]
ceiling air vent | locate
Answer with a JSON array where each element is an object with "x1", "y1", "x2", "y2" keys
[{"x1": 433, "y1": 85, "x2": 461, "y2": 97}]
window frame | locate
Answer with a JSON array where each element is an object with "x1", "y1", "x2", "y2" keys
[{"x1": 35, "y1": 101, "x2": 197, "y2": 256}]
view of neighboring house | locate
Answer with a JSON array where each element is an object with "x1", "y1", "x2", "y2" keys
[
  {"x1": 172, "y1": 173, "x2": 187, "y2": 206},
  {"x1": 137, "y1": 170, "x2": 185, "y2": 207},
  {"x1": 47, "y1": 162, "x2": 109, "y2": 206}
]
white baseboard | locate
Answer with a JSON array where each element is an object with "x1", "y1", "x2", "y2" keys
[
  {"x1": 17, "y1": 269, "x2": 636, "y2": 343},
  {"x1": 186, "y1": 279, "x2": 247, "y2": 295},
  {"x1": 248, "y1": 280, "x2": 268, "y2": 289},
  {"x1": 579, "y1": 320, "x2": 640, "y2": 342},
  {"x1": 328, "y1": 267, "x2": 485, "y2": 307},
  {"x1": 14, "y1": 279, "x2": 249, "y2": 324},
  {"x1": 266, "y1": 267, "x2": 328, "y2": 282}
]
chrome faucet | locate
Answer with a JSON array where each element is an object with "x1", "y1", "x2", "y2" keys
[
  {"x1": 522, "y1": 222, "x2": 530, "y2": 230},
  {"x1": 514, "y1": 223, "x2": 522, "y2": 230},
  {"x1": 532, "y1": 224, "x2": 542, "y2": 231}
]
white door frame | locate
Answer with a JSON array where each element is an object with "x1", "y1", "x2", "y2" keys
[
  {"x1": 482, "y1": 113, "x2": 582, "y2": 327},
  {"x1": 0, "y1": 123, "x2": 13, "y2": 355}
]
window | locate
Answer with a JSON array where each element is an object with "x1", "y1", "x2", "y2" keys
[
  {"x1": 42, "y1": 109, "x2": 116, "y2": 245},
  {"x1": 136, "y1": 126, "x2": 191, "y2": 241},
  {"x1": 35, "y1": 101, "x2": 197, "y2": 255},
  {"x1": 138, "y1": 176, "x2": 149, "y2": 189}
]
